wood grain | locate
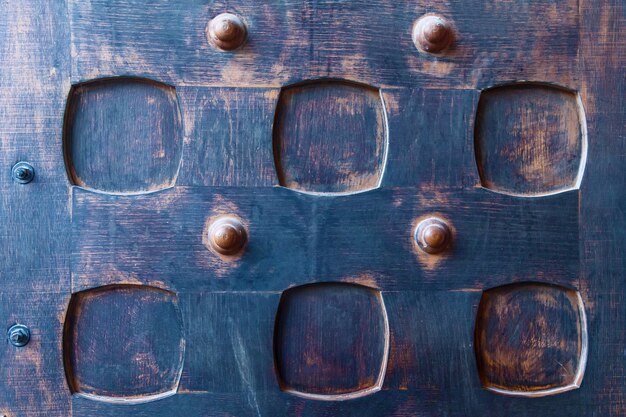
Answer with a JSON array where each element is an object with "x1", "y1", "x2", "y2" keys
[
  {"x1": 176, "y1": 87, "x2": 279, "y2": 187},
  {"x1": 474, "y1": 83, "x2": 585, "y2": 196},
  {"x1": 64, "y1": 77, "x2": 183, "y2": 193},
  {"x1": 69, "y1": 0, "x2": 581, "y2": 89},
  {"x1": 64, "y1": 285, "x2": 184, "y2": 403},
  {"x1": 474, "y1": 283, "x2": 586, "y2": 396},
  {"x1": 71, "y1": 186, "x2": 580, "y2": 293},
  {"x1": 274, "y1": 283, "x2": 388, "y2": 399},
  {"x1": 0, "y1": 1, "x2": 71, "y2": 416},
  {"x1": 0, "y1": 0, "x2": 624, "y2": 415},
  {"x1": 577, "y1": 0, "x2": 626, "y2": 415},
  {"x1": 273, "y1": 81, "x2": 387, "y2": 194}
]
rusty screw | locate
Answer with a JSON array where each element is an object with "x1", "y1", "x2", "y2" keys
[
  {"x1": 415, "y1": 217, "x2": 452, "y2": 254},
  {"x1": 11, "y1": 162, "x2": 34, "y2": 184},
  {"x1": 208, "y1": 216, "x2": 248, "y2": 256},
  {"x1": 413, "y1": 14, "x2": 455, "y2": 54},
  {"x1": 207, "y1": 13, "x2": 247, "y2": 51},
  {"x1": 8, "y1": 324, "x2": 30, "y2": 347}
]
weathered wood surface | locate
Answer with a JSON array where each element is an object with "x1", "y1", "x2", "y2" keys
[
  {"x1": 0, "y1": 1, "x2": 71, "y2": 416},
  {"x1": 64, "y1": 285, "x2": 185, "y2": 402},
  {"x1": 474, "y1": 283, "x2": 586, "y2": 396},
  {"x1": 176, "y1": 87, "x2": 279, "y2": 187},
  {"x1": 69, "y1": 0, "x2": 581, "y2": 89},
  {"x1": 273, "y1": 81, "x2": 387, "y2": 194},
  {"x1": 64, "y1": 78, "x2": 183, "y2": 193},
  {"x1": 176, "y1": 87, "x2": 478, "y2": 189},
  {"x1": 577, "y1": 0, "x2": 626, "y2": 416},
  {"x1": 475, "y1": 84, "x2": 585, "y2": 196},
  {"x1": 273, "y1": 283, "x2": 388, "y2": 398},
  {"x1": 71, "y1": 186, "x2": 580, "y2": 293},
  {"x1": 0, "y1": 0, "x2": 624, "y2": 416}
]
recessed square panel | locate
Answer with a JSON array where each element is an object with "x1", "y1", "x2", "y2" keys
[
  {"x1": 273, "y1": 81, "x2": 388, "y2": 194},
  {"x1": 474, "y1": 84, "x2": 586, "y2": 196},
  {"x1": 64, "y1": 77, "x2": 183, "y2": 194},
  {"x1": 474, "y1": 282, "x2": 587, "y2": 397},
  {"x1": 273, "y1": 283, "x2": 389, "y2": 400},
  {"x1": 63, "y1": 285, "x2": 185, "y2": 403}
]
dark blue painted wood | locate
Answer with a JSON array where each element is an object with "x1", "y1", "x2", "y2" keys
[
  {"x1": 69, "y1": 0, "x2": 581, "y2": 89},
  {"x1": 176, "y1": 87, "x2": 279, "y2": 187},
  {"x1": 274, "y1": 283, "x2": 388, "y2": 397},
  {"x1": 380, "y1": 88, "x2": 479, "y2": 188},
  {"x1": 64, "y1": 77, "x2": 183, "y2": 193},
  {"x1": 0, "y1": 1, "x2": 72, "y2": 416},
  {"x1": 273, "y1": 81, "x2": 387, "y2": 194},
  {"x1": 0, "y1": 0, "x2": 624, "y2": 416},
  {"x1": 71, "y1": 186, "x2": 580, "y2": 293},
  {"x1": 72, "y1": 291, "x2": 596, "y2": 416},
  {"x1": 576, "y1": 0, "x2": 626, "y2": 414},
  {"x1": 475, "y1": 84, "x2": 584, "y2": 196},
  {"x1": 64, "y1": 285, "x2": 185, "y2": 401}
]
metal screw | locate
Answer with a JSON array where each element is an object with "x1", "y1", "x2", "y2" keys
[
  {"x1": 8, "y1": 324, "x2": 30, "y2": 347},
  {"x1": 415, "y1": 217, "x2": 452, "y2": 254},
  {"x1": 11, "y1": 162, "x2": 34, "y2": 184}
]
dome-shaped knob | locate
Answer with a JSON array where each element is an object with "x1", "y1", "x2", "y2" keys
[
  {"x1": 207, "y1": 13, "x2": 247, "y2": 51},
  {"x1": 415, "y1": 217, "x2": 452, "y2": 254},
  {"x1": 208, "y1": 216, "x2": 248, "y2": 256},
  {"x1": 413, "y1": 15, "x2": 455, "y2": 53}
]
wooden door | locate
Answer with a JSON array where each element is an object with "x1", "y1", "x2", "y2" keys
[{"x1": 0, "y1": 1, "x2": 624, "y2": 416}]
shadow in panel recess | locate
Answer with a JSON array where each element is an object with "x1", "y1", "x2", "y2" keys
[
  {"x1": 273, "y1": 80, "x2": 388, "y2": 195},
  {"x1": 64, "y1": 77, "x2": 183, "y2": 194},
  {"x1": 474, "y1": 83, "x2": 587, "y2": 196},
  {"x1": 474, "y1": 282, "x2": 587, "y2": 397},
  {"x1": 273, "y1": 282, "x2": 389, "y2": 401},
  {"x1": 63, "y1": 284, "x2": 185, "y2": 404}
]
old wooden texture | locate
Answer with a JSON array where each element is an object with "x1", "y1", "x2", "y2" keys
[
  {"x1": 69, "y1": 290, "x2": 598, "y2": 416},
  {"x1": 273, "y1": 283, "x2": 388, "y2": 398},
  {"x1": 71, "y1": 186, "x2": 579, "y2": 293},
  {"x1": 63, "y1": 285, "x2": 185, "y2": 403},
  {"x1": 64, "y1": 78, "x2": 183, "y2": 193},
  {"x1": 577, "y1": 0, "x2": 626, "y2": 416},
  {"x1": 474, "y1": 84, "x2": 585, "y2": 196},
  {"x1": 273, "y1": 81, "x2": 387, "y2": 194},
  {"x1": 474, "y1": 283, "x2": 586, "y2": 396},
  {"x1": 0, "y1": 0, "x2": 624, "y2": 416},
  {"x1": 176, "y1": 87, "x2": 478, "y2": 189},
  {"x1": 69, "y1": 0, "x2": 581, "y2": 88},
  {"x1": 0, "y1": 1, "x2": 71, "y2": 417},
  {"x1": 176, "y1": 87, "x2": 279, "y2": 187}
]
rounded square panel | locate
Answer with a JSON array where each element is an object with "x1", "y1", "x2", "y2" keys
[
  {"x1": 474, "y1": 83, "x2": 586, "y2": 196},
  {"x1": 273, "y1": 283, "x2": 389, "y2": 400},
  {"x1": 64, "y1": 77, "x2": 183, "y2": 194},
  {"x1": 273, "y1": 80, "x2": 388, "y2": 195},
  {"x1": 63, "y1": 285, "x2": 185, "y2": 403},
  {"x1": 474, "y1": 282, "x2": 587, "y2": 397}
]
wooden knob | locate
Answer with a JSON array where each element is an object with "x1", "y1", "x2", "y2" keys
[
  {"x1": 415, "y1": 217, "x2": 451, "y2": 254},
  {"x1": 413, "y1": 15, "x2": 454, "y2": 53},
  {"x1": 208, "y1": 216, "x2": 247, "y2": 255},
  {"x1": 207, "y1": 13, "x2": 247, "y2": 51}
]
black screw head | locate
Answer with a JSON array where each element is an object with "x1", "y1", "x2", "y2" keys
[
  {"x1": 8, "y1": 324, "x2": 30, "y2": 347},
  {"x1": 11, "y1": 162, "x2": 34, "y2": 184}
]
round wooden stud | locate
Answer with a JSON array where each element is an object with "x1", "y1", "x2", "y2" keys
[
  {"x1": 412, "y1": 14, "x2": 455, "y2": 54},
  {"x1": 414, "y1": 217, "x2": 452, "y2": 254},
  {"x1": 208, "y1": 216, "x2": 248, "y2": 256},
  {"x1": 207, "y1": 13, "x2": 247, "y2": 51}
]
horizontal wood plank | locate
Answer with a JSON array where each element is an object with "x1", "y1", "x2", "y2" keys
[
  {"x1": 69, "y1": 0, "x2": 581, "y2": 89},
  {"x1": 71, "y1": 186, "x2": 580, "y2": 293}
]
